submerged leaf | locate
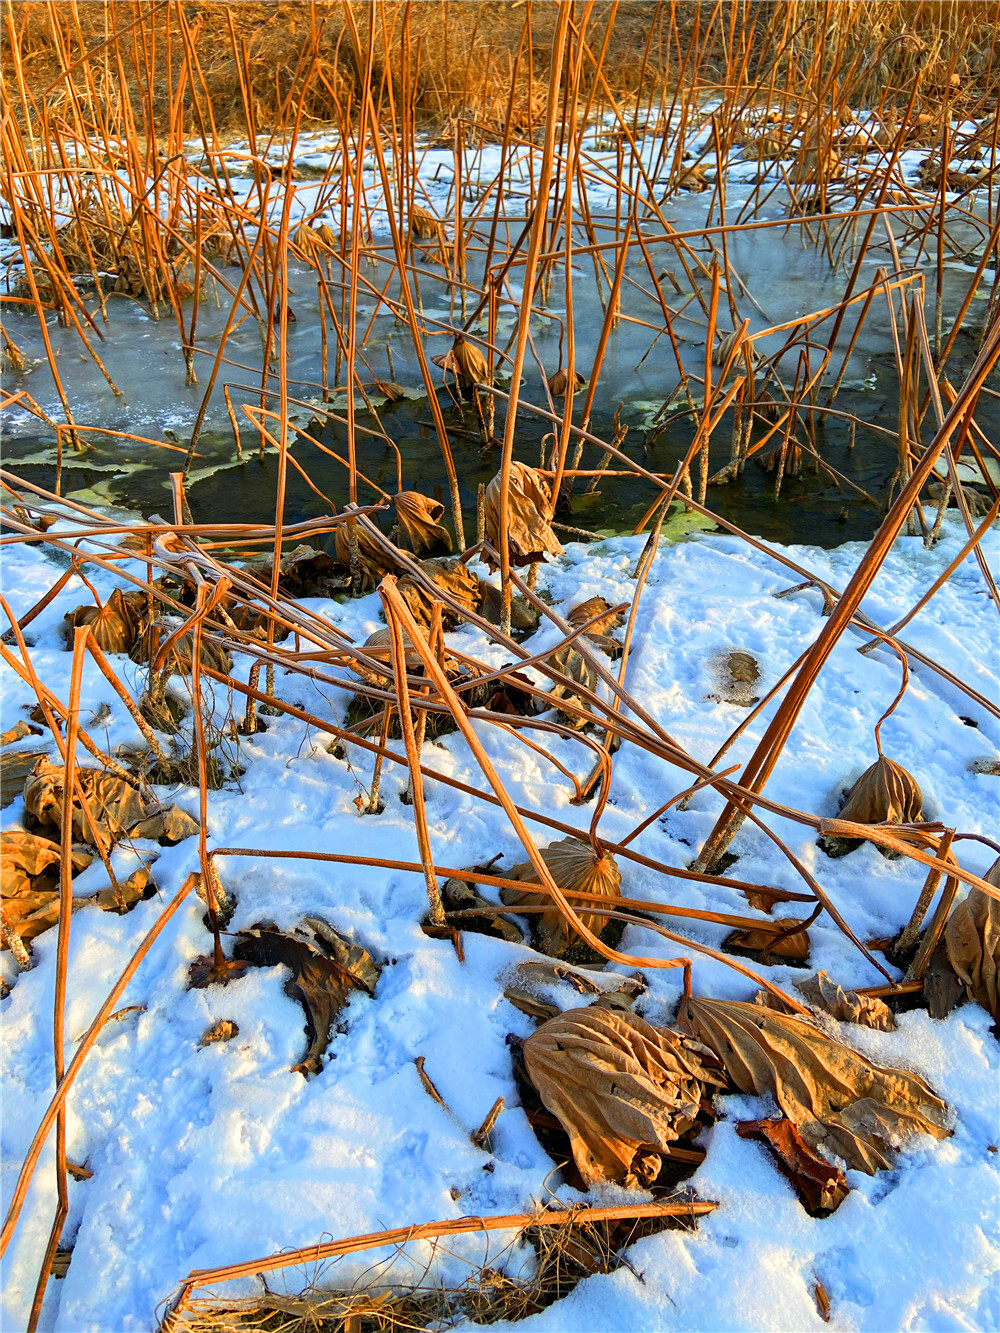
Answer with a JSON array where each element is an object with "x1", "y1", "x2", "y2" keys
[
  {"x1": 500, "y1": 836, "x2": 621, "y2": 956},
  {"x1": 678, "y1": 995, "x2": 949, "y2": 1173},
  {"x1": 523, "y1": 1006, "x2": 725, "y2": 1187}
]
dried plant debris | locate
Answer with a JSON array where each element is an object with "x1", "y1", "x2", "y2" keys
[
  {"x1": 233, "y1": 918, "x2": 379, "y2": 1075},
  {"x1": 131, "y1": 622, "x2": 233, "y2": 676},
  {"x1": 396, "y1": 558, "x2": 480, "y2": 629},
  {"x1": 820, "y1": 756, "x2": 923, "y2": 857},
  {"x1": 504, "y1": 959, "x2": 645, "y2": 1020},
  {"x1": 199, "y1": 1019, "x2": 238, "y2": 1047},
  {"x1": 391, "y1": 491, "x2": 453, "y2": 555},
  {"x1": 544, "y1": 643, "x2": 597, "y2": 730},
  {"x1": 736, "y1": 1118, "x2": 849, "y2": 1214},
  {"x1": 942, "y1": 858, "x2": 1000, "y2": 1024},
  {"x1": 23, "y1": 758, "x2": 199, "y2": 848},
  {"x1": 484, "y1": 461, "x2": 564, "y2": 568},
  {"x1": 241, "y1": 544, "x2": 349, "y2": 598},
  {"x1": 1, "y1": 827, "x2": 152, "y2": 947},
  {"x1": 334, "y1": 520, "x2": 398, "y2": 593},
  {"x1": 500, "y1": 836, "x2": 622, "y2": 957},
  {"x1": 479, "y1": 582, "x2": 539, "y2": 631},
  {"x1": 678, "y1": 995, "x2": 950, "y2": 1174},
  {"x1": 522, "y1": 1006, "x2": 725, "y2": 1188},
  {"x1": 797, "y1": 970, "x2": 896, "y2": 1031},
  {"x1": 1, "y1": 747, "x2": 50, "y2": 808},
  {"x1": 548, "y1": 367, "x2": 586, "y2": 396}
]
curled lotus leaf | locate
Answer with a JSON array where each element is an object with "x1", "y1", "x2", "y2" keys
[
  {"x1": 391, "y1": 492, "x2": 452, "y2": 555},
  {"x1": 547, "y1": 367, "x2": 586, "y2": 396},
  {"x1": 484, "y1": 462, "x2": 563, "y2": 569},
  {"x1": 678, "y1": 994, "x2": 949, "y2": 1174},
  {"x1": 396, "y1": 558, "x2": 480, "y2": 630},
  {"x1": 334, "y1": 519, "x2": 399, "y2": 593},
  {"x1": 545, "y1": 643, "x2": 597, "y2": 730},
  {"x1": 23, "y1": 757, "x2": 198, "y2": 849},
  {"x1": 65, "y1": 588, "x2": 145, "y2": 655},
  {"x1": 566, "y1": 596, "x2": 625, "y2": 639},
  {"x1": 797, "y1": 970, "x2": 896, "y2": 1031},
  {"x1": 523, "y1": 1006, "x2": 725, "y2": 1187},
  {"x1": 500, "y1": 836, "x2": 622, "y2": 956},
  {"x1": 944, "y1": 857, "x2": 1000, "y2": 1023}
]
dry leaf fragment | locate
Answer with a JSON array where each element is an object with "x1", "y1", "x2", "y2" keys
[
  {"x1": 943, "y1": 857, "x2": 1000, "y2": 1023},
  {"x1": 200, "y1": 1019, "x2": 239, "y2": 1046},
  {"x1": 500, "y1": 836, "x2": 621, "y2": 957},
  {"x1": 679, "y1": 995, "x2": 949, "y2": 1174},
  {"x1": 797, "y1": 970, "x2": 896, "y2": 1031},
  {"x1": 391, "y1": 492, "x2": 453, "y2": 555},
  {"x1": 813, "y1": 1280, "x2": 832, "y2": 1322},
  {"x1": 523, "y1": 1006, "x2": 725, "y2": 1187},
  {"x1": 396, "y1": 557, "x2": 481, "y2": 629},
  {"x1": 736, "y1": 1118, "x2": 850, "y2": 1213},
  {"x1": 233, "y1": 919, "x2": 378, "y2": 1074},
  {"x1": 677, "y1": 164, "x2": 710, "y2": 191},
  {"x1": 484, "y1": 462, "x2": 564, "y2": 568},
  {"x1": 1, "y1": 721, "x2": 35, "y2": 747},
  {"x1": 545, "y1": 643, "x2": 597, "y2": 730},
  {"x1": 441, "y1": 875, "x2": 524, "y2": 944}
]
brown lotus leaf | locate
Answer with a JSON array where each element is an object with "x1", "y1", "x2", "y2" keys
[
  {"x1": 678, "y1": 995, "x2": 950, "y2": 1174},
  {"x1": 545, "y1": 643, "x2": 596, "y2": 730},
  {"x1": 484, "y1": 461, "x2": 564, "y2": 568},
  {"x1": 944, "y1": 857, "x2": 1000, "y2": 1023},
  {"x1": 522, "y1": 1006, "x2": 725, "y2": 1187},
  {"x1": 314, "y1": 222, "x2": 337, "y2": 249},
  {"x1": 713, "y1": 329, "x2": 759, "y2": 369},
  {"x1": 835, "y1": 756, "x2": 923, "y2": 831},
  {"x1": 333, "y1": 519, "x2": 398, "y2": 593},
  {"x1": 23, "y1": 758, "x2": 198, "y2": 849},
  {"x1": 567, "y1": 596, "x2": 624, "y2": 639},
  {"x1": 759, "y1": 438, "x2": 803, "y2": 477},
  {"x1": 478, "y1": 582, "x2": 538, "y2": 632},
  {"x1": 797, "y1": 970, "x2": 896, "y2": 1031},
  {"x1": 410, "y1": 204, "x2": 441, "y2": 239},
  {"x1": 1, "y1": 748, "x2": 50, "y2": 808},
  {"x1": 374, "y1": 380, "x2": 406, "y2": 402},
  {"x1": 1, "y1": 721, "x2": 34, "y2": 747},
  {"x1": 725, "y1": 916, "x2": 811, "y2": 962},
  {"x1": 500, "y1": 836, "x2": 622, "y2": 956},
  {"x1": 709, "y1": 650, "x2": 761, "y2": 706},
  {"x1": 65, "y1": 588, "x2": 144, "y2": 655},
  {"x1": 441, "y1": 874, "x2": 524, "y2": 945},
  {"x1": 396, "y1": 558, "x2": 480, "y2": 629},
  {"x1": 200, "y1": 1019, "x2": 239, "y2": 1046},
  {"x1": 130, "y1": 622, "x2": 232, "y2": 675},
  {"x1": 736, "y1": 1117, "x2": 850, "y2": 1214},
  {"x1": 233, "y1": 919, "x2": 378, "y2": 1074},
  {"x1": 548, "y1": 367, "x2": 586, "y2": 396},
  {"x1": 450, "y1": 334, "x2": 490, "y2": 391},
  {"x1": 391, "y1": 492, "x2": 453, "y2": 554},
  {"x1": 677, "y1": 164, "x2": 710, "y2": 191},
  {"x1": 352, "y1": 627, "x2": 462, "y2": 694},
  {"x1": 792, "y1": 147, "x2": 842, "y2": 184},
  {"x1": 241, "y1": 544, "x2": 348, "y2": 598}
]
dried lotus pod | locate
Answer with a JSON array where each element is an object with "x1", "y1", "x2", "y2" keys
[
  {"x1": 500, "y1": 835, "x2": 622, "y2": 956},
  {"x1": 522, "y1": 1006, "x2": 724, "y2": 1187},
  {"x1": 484, "y1": 461, "x2": 563, "y2": 568},
  {"x1": 64, "y1": 588, "x2": 142, "y2": 655},
  {"x1": 391, "y1": 492, "x2": 453, "y2": 555},
  {"x1": 547, "y1": 367, "x2": 586, "y2": 396},
  {"x1": 943, "y1": 857, "x2": 1000, "y2": 1022},
  {"x1": 396, "y1": 558, "x2": 480, "y2": 629}
]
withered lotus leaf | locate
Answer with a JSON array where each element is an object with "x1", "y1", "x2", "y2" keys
[
  {"x1": 484, "y1": 462, "x2": 564, "y2": 568},
  {"x1": 797, "y1": 969, "x2": 896, "y2": 1031},
  {"x1": 396, "y1": 558, "x2": 480, "y2": 629},
  {"x1": 725, "y1": 917, "x2": 811, "y2": 962},
  {"x1": 65, "y1": 588, "x2": 143, "y2": 655},
  {"x1": 736, "y1": 1117, "x2": 849, "y2": 1214},
  {"x1": 478, "y1": 582, "x2": 538, "y2": 632},
  {"x1": 242, "y1": 544, "x2": 348, "y2": 598},
  {"x1": 678, "y1": 995, "x2": 949, "y2": 1173},
  {"x1": 567, "y1": 596, "x2": 625, "y2": 639},
  {"x1": 333, "y1": 520, "x2": 398, "y2": 593},
  {"x1": 522, "y1": 1006, "x2": 725, "y2": 1187},
  {"x1": 836, "y1": 756, "x2": 923, "y2": 827},
  {"x1": 944, "y1": 857, "x2": 1000, "y2": 1023},
  {"x1": 353, "y1": 625, "x2": 460, "y2": 691},
  {"x1": 545, "y1": 643, "x2": 597, "y2": 730},
  {"x1": 547, "y1": 367, "x2": 586, "y2": 396},
  {"x1": 391, "y1": 492, "x2": 453, "y2": 555},
  {"x1": 130, "y1": 622, "x2": 232, "y2": 675},
  {"x1": 410, "y1": 204, "x2": 441, "y2": 239},
  {"x1": 500, "y1": 836, "x2": 622, "y2": 956},
  {"x1": 23, "y1": 758, "x2": 198, "y2": 848},
  {"x1": 450, "y1": 334, "x2": 490, "y2": 391},
  {"x1": 233, "y1": 919, "x2": 378, "y2": 1075}
]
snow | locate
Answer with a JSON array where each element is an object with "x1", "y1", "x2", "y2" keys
[{"x1": 1, "y1": 510, "x2": 998, "y2": 1331}]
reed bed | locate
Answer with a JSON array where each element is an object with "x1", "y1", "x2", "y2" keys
[{"x1": 1, "y1": 2, "x2": 999, "y2": 1329}]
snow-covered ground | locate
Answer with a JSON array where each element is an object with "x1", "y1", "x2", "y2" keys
[{"x1": 2, "y1": 513, "x2": 998, "y2": 1331}]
